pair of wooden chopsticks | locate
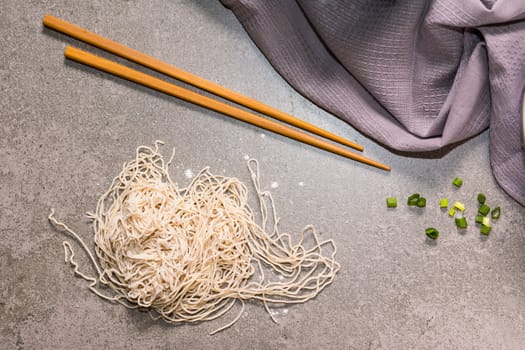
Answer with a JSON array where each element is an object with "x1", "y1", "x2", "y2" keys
[{"x1": 43, "y1": 15, "x2": 390, "y2": 171}]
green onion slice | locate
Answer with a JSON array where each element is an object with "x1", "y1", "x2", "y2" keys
[
  {"x1": 453, "y1": 201, "x2": 465, "y2": 212},
  {"x1": 452, "y1": 177, "x2": 463, "y2": 187},
  {"x1": 480, "y1": 225, "x2": 492, "y2": 235},
  {"x1": 386, "y1": 197, "x2": 398, "y2": 208},
  {"x1": 477, "y1": 193, "x2": 486, "y2": 204},
  {"x1": 416, "y1": 197, "x2": 426, "y2": 208},
  {"x1": 479, "y1": 204, "x2": 490, "y2": 216},
  {"x1": 425, "y1": 227, "x2": 439, "y2": 239},
  {"x1": 407, "y1": 193, "x2": 420, "y2": 206},
  {"x1": 491, "y1": 206, "x2": 501, "y2": 219},
  {"x1": 455, "y1": 217, "x2": 468, "y2": 229},
  {"x1": 439, "y1": 198, "x2": 449, "y2": 208}
]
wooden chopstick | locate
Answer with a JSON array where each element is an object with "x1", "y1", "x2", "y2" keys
[
  {"x1": 43, "y1": 14, "x2": 364, "y2": 152},
  {"x1": 64, "y1": 46, "x2": 390, "y2": 171}
]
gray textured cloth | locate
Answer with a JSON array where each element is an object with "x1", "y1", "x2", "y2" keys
[{"x1": 221, "y1": 0, "x2": 525, "y2": 205}]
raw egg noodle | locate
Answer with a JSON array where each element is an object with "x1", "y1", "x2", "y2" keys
[{"x1": 49, "y1": 142, "x2": 339, "y2": 333}]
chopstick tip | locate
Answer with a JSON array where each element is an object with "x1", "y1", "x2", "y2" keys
[{"x1": 42, "y1": 13, "x2": 53, "y2": 25}]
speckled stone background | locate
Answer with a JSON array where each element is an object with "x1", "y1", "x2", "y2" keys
[{"x1": 1, "y1": 1, "x2": 524, "y2": 349}]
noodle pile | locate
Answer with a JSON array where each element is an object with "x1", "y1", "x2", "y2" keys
[{"x1": 49, "y1": 142, "x2": 339, "y2": 333}]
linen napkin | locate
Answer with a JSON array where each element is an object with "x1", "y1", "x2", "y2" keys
[{"x1": 221, "y1": 0, "x2": 525, "y2": 205}]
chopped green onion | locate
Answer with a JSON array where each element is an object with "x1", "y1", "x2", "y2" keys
[
  {"x1": 455, "y1": 217, "x2": 468, "y2": 229},
  {"x1": 439, "y1": 198, "x2": 449, "y2": 208},
  {"x1": 477, "y1": 193, "x2": 486, "y2": 204},
  {"x1": 407, "y1": 193, "x2": 420, "y2": 206},
  {"x1": 482, "y1": 216, "x2": 490, "y2": 227},
  {"x1": 453, "y1": 201, "x2": 465, "y2": 212},
  {"x1": 425, "y1": 227, "x2": 439, "y2": 239},
  {"x1": 480, "y1": 225, "x2": 492, "y2": 235},
  {"x1": 448, "y1": 207, "x2": 456, "y2": 217},
  {"x1": 416, "y1": 197, "x2": 426, "y2": 208},
  {"x1": 491, "y1": 206, "x2": 501, "y2": 219},
  {"x1": 386, "y1": 197, "x2": 398, "y2": 208},
  {"x1": 452, "y1": 177, "x2": 463, "y2": 187},
  {"x1": 479, "y1": 204, "x2": 490, "y2": 216},
  {"x1": 475, "y1": 215, "x2": 483, "y2": 224}
]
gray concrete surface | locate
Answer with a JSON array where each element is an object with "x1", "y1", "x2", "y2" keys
[{"x1": 1, "y1": 1, "x2": 525, "y2": 349}]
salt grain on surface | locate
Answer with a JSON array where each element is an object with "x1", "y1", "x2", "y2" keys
[{"x1": 183, "y1": 169, "x2": 194, "y2": 179}]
